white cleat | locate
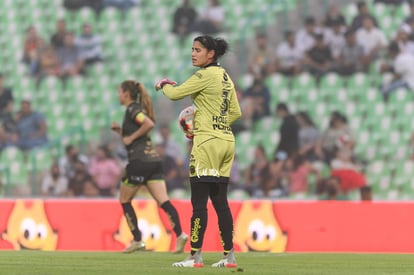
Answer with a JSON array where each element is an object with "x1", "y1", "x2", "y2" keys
[
  {"x1": 172, "y1": 250, "x2": 204, "y2": 268},
  {"x1": 173, "y1": 233, "x2": 188, "y2": 254},
  {"x1": 212, "y1": 249, "x2": 237, "y2": 268},
  {"x1": 122, "y1": 241, "x2": 146, "y2": 253}
]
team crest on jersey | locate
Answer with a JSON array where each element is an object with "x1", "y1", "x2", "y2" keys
[{"x1": 194, "y1": 72, "x2": 203, "y2": 79}]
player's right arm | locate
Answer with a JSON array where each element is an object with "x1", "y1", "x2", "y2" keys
[{"x1": 161, "y1": 71, "x2": 209, "y2": 100}]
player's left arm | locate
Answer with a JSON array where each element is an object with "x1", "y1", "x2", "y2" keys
[
  {"x1": 162, "y1": 72, "x2": 208, "y2": 100},
  {"x1": 228, "y1": 88, "x2": 242, "y2": 125},
  {"x1": 124, "y1": 111, "x2": 154, "y2": 145}
]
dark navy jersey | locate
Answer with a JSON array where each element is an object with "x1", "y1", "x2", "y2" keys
[{"x1": 122, "y1": 102, "x2": 161, "y2": 162}]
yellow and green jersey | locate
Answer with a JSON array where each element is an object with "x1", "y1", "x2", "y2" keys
[{"x1": 162, "y1": 64, "x2": 242, "y2": 141}]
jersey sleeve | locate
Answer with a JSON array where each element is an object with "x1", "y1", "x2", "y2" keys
[
  {"x1": 161, "y1": 70, "x2": 209, "y2": 100},
  {"x1": 127, "y1": 104, "x2": 146, "y2": 125},
  {"x1": 228, "y1": 88, "x2": 242, "y2": 125}
]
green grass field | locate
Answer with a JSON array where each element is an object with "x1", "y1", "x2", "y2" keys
[{"x1": 2, "y1": 251, "x2": 414, "y2": 275}]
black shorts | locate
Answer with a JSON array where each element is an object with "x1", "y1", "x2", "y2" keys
[{"x1": 122, "y1": 159, "x2": 164, "y2": 186}]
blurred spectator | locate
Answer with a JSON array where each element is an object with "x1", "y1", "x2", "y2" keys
[
  {"x1": 315, "y1": 111, "x2": 355, "y2": 165},
  {"x1": 244, "y1": 144, "x2": 272, "y2": 198},
  {"x1": 88, "y1": 145, "x2": 122, "y2": 197},
  {"x1": 0, "y1": 73, "x2": 13, "y2": 115},
  {"x1": 159, "y1": 124, "x2": 184, "y2": 165},
  {"x1": 296, "y1": 111, "x2": 320, "y2": 162},
  {"x1": 103, "y1": 0, "x2": 140, "y2": 11},
  {"x1": 286, "y1": 152, "x2": 319, "y2": 195},
  {"x1": 373, "y1": 0, "x2": 403, "y2": 5},
  {"x1": 155, "y1": 143, "x2": 186, "y2": 193},
  {"x1": 191, "y1": 0, "x2": 224, "y2": 35},
  {"x1": 330, "y1": 148, "x2": 367, "y2": 194},
  {"x1": 395, "y1": 25, "x2": 414, "y2": 55},
  {"x1": 37, "y1": 45, "x2": 61, "y2": 83},
  {"x1": 57, "y1": 32, "x2": 84, "y2": 78},
  {"x1": 405, "y1": 3, "x2": 414, "y2": 24},
  {"x1": 83, "y1": 178, "x2": 100, "y2": 197},
  {"x1": 273, "y1": 103, "x2": 299, "y2": 161},
  {"x1": 0, "y1": 100, "x2": 18, "y2": 151},
  {"x1": 380, "y1": 42, "x2": 414, "y2": 101},
  {"x1": 335, "y1": 29, "x2": 366, "y2": 76},
  {"x1": 41, "y1": 162, "x2": 68, "y2": 197},
  {"x1": 360, "y1": 185, "x2": 372, "y2": 201},
  {"x1": 15, "y1": 98, "x2": 48, "y2": 151},
  {"x1": 247, "y1": 31, "x2": 274, "y2": 78},
  {"x1": 22, "y1": 25, "x2": 46, "y2": 77},
  {"x1": 66, "y1": 159, "x2": 93, "y2": 197},
  {"x1": 356, "y1": 17, "x2": 387, "y2": 68},
  {"x1": 295, "y1": 16, "x2": 321, "y2": 52},
  {"x1": 50, "y1": 19, "x2": 68, "y2": 50},
  {"x1": 241, "y1": 76, "x2": 271, "y2": 128},
  {"x1": 172, "y1": 0, "x2": 198, "y2": 42},
  {"x1": 317, "y1": 176, "x2": 348, "y2": 200},
  {"x1": 59, "y1": 144, "x2": 89, "y2": 179},
  {"x1": 63, "y1": 0, "x2": 103, "y2": 17},
  {"x1": 350, "y1": 1, "x2": 378, "y2": 31},
  {"x1": 324, "y1": 19, "x2": 346, "y2": 61},
  {"x1": 274, "y1": 30, "x2": 303, "y2": 76},
  {"x1": 302, "y1": 33, "x2": 334, "y2": 80},
  {"x1": 323, "y1": 4, "x2": 346, "y2": 27},
  {"x1": 75, "y1": 23, "x2": 103, "y2": 65}
]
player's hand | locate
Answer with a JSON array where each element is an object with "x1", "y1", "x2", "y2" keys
[
  {"x1": 155, "y1": 78, "x2": 177, "y2": 90},
  {"x1": 111, "y1": 122, "x2": 121, "y2": 134},
  {"x1": 185, "y1": 133, "x2": 194, "y2": 140},
  {"x1": 123, "y1": 136, "x2": 133, "y2": 146}
]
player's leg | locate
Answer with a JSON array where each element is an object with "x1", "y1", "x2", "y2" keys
[
  {"x1": 146, "y1": 179, "x2": 188, "y2": 253},
  {"x1": 172, "y1": 182, "x2": 208, "y2": 267},
  {"x1": 119, "y1": 183, "x2": 146, "y2": 253},
  {"x1": 119, "y1": 161, "x2": 146, "y2": 253},
  {"x1": 209, "y1": 182, "x2": 237, "y2": 268},
  {"x1": 210, "y1": 140, "x2": 237, "y2": 268}
]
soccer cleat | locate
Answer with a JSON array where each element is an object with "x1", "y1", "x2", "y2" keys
[
  {"x1": 172, "y1": 250, "x2": 204, "y2": 267},
  {"x1": 211, "y1": 249, "x2": 237, "y2": 268},
  {"x1": 122, "y1": 241, "x2": 146, "y2": 253},
  {"x1": 173, "y1": 233, "x2": 188, "y2": 254}
]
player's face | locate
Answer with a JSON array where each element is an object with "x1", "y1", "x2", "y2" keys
[
  {"x1": 192, "y1": 41, "x2": 214, "y2": 67},
  {"x1": 118, "y1": 87, "x2": 126, "y2": 105}
]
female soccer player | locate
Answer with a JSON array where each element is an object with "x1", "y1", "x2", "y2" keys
[
  {"x1": 111, "y1": 80, "x2": 188, "y2": 254},
  {"x1": 155, "y1": 35, "x2": 242, "y2": 268}
]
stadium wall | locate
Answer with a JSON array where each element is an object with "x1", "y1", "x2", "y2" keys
[{"x1": 0, "y1": 199, "x2": 413, "y2": 253}]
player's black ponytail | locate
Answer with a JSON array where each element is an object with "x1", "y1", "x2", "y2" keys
[{"x1": 194, "y1": 35, "x2": 229, "y2": 61}]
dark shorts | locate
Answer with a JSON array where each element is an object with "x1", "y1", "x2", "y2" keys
[{"x1": 122, "y1": 159, "x2": 164, "y2": 187}]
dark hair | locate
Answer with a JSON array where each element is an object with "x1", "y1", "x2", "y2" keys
[
  {"x1": 297, "y1": 111, "x2": 316, "y2": 127},
  {"x1": 305, "y1": 16, "x2": 315, "y2": 25},
  {"x1": 194, "y1": 35, "x2": 229, "y2": 61},
  {"x1": 357, "y1": 1, "x2": 366, "y2": 9},
  {"x1": 255, "y1": 143, "x2": 267, "y2": 156},
  {"x1": 344, "y1": 28, "x2": 355, "y2": 37},
  {"x1": 284, "y1": 30, "x2": 293, "y2": 39},
  {"x1": 98, "y1": 144, "x2": 113, "y2": 158},
  {"x1": 121, "y1": 80, "x2": 155, "y2": 122},
  {"x1": 65, "y1": 144, "x2": 74, "y2": 153},
  {"x1": 388, "y1": 41, "x2": 400, "y2": 54},
  {"x1": 276, "y1": 102, "x2": 289, "y2": 112}
]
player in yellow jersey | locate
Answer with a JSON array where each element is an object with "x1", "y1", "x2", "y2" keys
[{"x1": 155, "y1": 35, "x2": 242, "y2": 268}]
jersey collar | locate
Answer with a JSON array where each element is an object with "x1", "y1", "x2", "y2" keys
[{"x1": 202, "y1": 62, "x2": 219, "y2": 69}]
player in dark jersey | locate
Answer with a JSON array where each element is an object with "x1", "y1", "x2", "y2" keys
[
  {"x1": 111, "y1": 80, "x2": 188, "y2": 253},
  {"x1": 155, "y1": 36, "x2": 242, "y2": 268}
]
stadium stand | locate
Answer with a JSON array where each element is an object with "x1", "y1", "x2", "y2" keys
[{"x1": 0, "y1": 0, "x2": 413, "y2": 201}]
